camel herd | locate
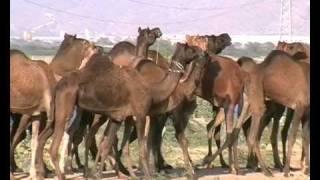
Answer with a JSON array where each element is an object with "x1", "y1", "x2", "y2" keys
[{"x1": 10, "y1": 27, "x2": 310, "y2": 180}]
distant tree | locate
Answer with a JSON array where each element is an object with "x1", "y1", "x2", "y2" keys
[
  {"x1": 96, "y1": 37, "x2": 113, "y2": 45},
  {"x1": 150, "y1": 39, "x2": 175, "y2": 58}
]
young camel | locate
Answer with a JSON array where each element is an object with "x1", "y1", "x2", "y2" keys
[{"x1": 44, "y1": 42, "x2": 198, "y2": 180}]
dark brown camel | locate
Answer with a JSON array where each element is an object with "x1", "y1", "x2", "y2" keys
[
  {"x1": 115, "y1": 47, "x2": 209, "y2": 179},
  {"x1": 112, "y1": 33, "x2": 233, "y2": 178},
  {"x1": 81, "y1": 27, "x2": 163, "y2": 177},
  {"x1": 43, "y1": 42, "x2": 198, "y2": 180},
  {"x1": 184, "y1": 34, "x2": 251, "y2": 175},
  {"x1": 104, "y1": 32, "x2": 231, "y2": 178},
  {"x1": 16, "y1": 34, "x2": 99, "y2": 178}
]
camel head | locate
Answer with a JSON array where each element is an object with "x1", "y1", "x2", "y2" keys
[
  {"x1": 277, "y1": 42, "x2": 309, "y2": 60},
  {"x1": 185, "y1": 33, "x2": 231, "y2": 54},
  {"x1": 137, "y1": 26, "x2": 163, "y2": 46},
  {"x1": 172, "y1": 43, "x2": 208, "y2": 82},
  {"x1": 206, "y1": 33, "x2": 232, "y2": 54},
  {"x1": 185, "y1": 35, "x2": 208, "y2": 52}
]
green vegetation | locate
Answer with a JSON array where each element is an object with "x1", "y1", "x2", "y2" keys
[{"x1": 10, "y1": 38, "x2": 276, "y2": 59}]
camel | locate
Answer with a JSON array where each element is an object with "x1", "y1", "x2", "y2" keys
[
  {"x1": 105, "y1": 33, "x2": 232, "y2": 178},
  {"x1": 276, "y1": 41, "x2": 310, "y2": 63},
  {"x1": 81, "y1": 27, "x2": 163, "y2": 177},
  {"x1": 238, "y1": 50, "x2": 310, "y2": 176},
  {"x1": 112, "y1": 34, "x2": 231, "y2": 176},
  {"x1": 9, "y1": 34, "x2": 100, "y2": 179},
  {"x1": 205, "y1": 40, "x2": 310, "y2": 176},
  {"x1": 41, "y1": 41, "x2": 198, "y2": 180},
  {"x1": 183, "y1": 34, "x2": 251, "y2": 175}
]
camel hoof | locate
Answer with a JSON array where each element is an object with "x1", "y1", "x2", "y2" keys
[
  {"x1": 219, "y1": 158, "x2": 229, "y2": 168},
  {"x1": 303, "y1": 168, "x2": 310, "y2": 176},
  {"x1": 263, "y1": 169, "x2": 273, "y2": 177},
  {"x1": 160, "y1": 163, "x2": 174, "y2": 170},
  {"x1": 12, "y1": 167, "x2": 24, "y2": 173},
  {"x1": 186, "y1": 174, "x2": 198, "y2": 180},
  {"x1": 274, "y1": 163, "x2": 284, "y2": 170},
  {"x1": 202, "y1": 154, "x2": 213, "y2": 168},
  {"x1": 229, "y1": 168, "x2": 240, "y2": 175}
]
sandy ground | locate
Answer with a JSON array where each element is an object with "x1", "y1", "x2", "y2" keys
[{"x1": 13, "y1": 167, "x2": 309, "y2": 180}]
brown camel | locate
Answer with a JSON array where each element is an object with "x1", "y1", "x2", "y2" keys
[
  {"x1": 184, "y1": 34, "x2": 251, "y2": 175},
  {"x1": 276, "y1": 41, "x2": 310, "y2": 171},
  {"x1": 110, "y1": 27, "x2": 162, "y2": 67},
  {"x1": 113, "y1": 33, "x2": 233, "y2": 178},
  {"x1": 14, "y1": 34, "x2": 99, "y2": 178},
  {"x1": 10, "y1": 50, "x2": 57, "y2": 179},
  {"x1": 43, "y1": 41, "x2": 198, "y2": 180},
  {"x1": 237, "y1": 56, "x2": 291, "y2": 170},
  {"x1": 241, "y1": 50, "x2": 310, "y2": 176},
  {"x1": 276, "y1": 41, "x2": 310, "y2": 63},
  {"x1": 81, "y1": 27, "x2": 163, "y2": 177},
  {"x1": 104, "y1": 33, "x2": 231, "y2": 178}
]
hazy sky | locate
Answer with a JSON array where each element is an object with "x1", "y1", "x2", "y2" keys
[{"x1": 10, "y1": 0, "x2": 310, "y2": 36}]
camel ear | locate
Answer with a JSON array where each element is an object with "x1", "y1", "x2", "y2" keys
[
  {"x1": 185, "y1": 35, "x2": 191, "y2": 42},
  {"x1": 64, "y1": 33, "x2": 71, "y2": 39},
  {"x1": 138, "y1": 27, "x2": 142, "y2": 33}
]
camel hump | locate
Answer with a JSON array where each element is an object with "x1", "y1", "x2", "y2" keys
[{"x1": 132, "y1": 57, "x2": 153, "y2": 69}]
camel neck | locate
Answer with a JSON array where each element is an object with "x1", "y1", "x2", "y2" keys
[
  {"x1": 136, "y1": 41, "x2": 148, "y2": 58},
  {"x1": 49, "y1": 49, "x2": 82, "y2": 77}
]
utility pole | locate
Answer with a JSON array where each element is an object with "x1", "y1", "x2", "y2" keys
[{"x1": 280, "y1": 0, "x2": 292, "y2": 42}]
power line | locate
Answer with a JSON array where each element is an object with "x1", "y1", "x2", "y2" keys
[
  {"x1": 125, "y1": 0, "x2": 268, "y2": 11},
  {"x1": 24, "y1": 0, "x2": 269, "y2": 26}
]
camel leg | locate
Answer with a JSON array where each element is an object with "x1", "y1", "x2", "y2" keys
[
  {"x1": 49, "y1": 94, "x2": 78, "y2": 180},
  {"x1": 150, "y1": 115, "x2": 172, "y2": 171},
  {"x1": 214, "y1": 125, "x2": 229, "y2": 168},
  {"x1": 93, "y1": 120, "x2": 120, "y2": 179},
  {"x1": 121, "y1": 119, "x2": 137, "y2": 177},
  {"x1": 135, "y1": 116, "x2": 151, "y2": 179},
  {"x1": 284, "y1": 104, "x2": 306, "y2": 177},
  {"x1": 172, "y1": 111, "x2": 195, "y2": 179},
  {"x1": 35, "y1": 120, "x2": 54, "y2": 178},
  {"x1": 270, "y1": 112, "x2": 283, "y2": 169},
  {"x1": 281, "y1": 108, "x2": 293, "y2": 164},
  {"x1": 10, "y1": 114, "x2": 26, "y2": 172},
  {"x1": 223, "y1": 104, "x2": 238, "y2": 174},
  {"x1": 29, "y1": 116, "x2": 40, "y2": 179},
  {"x1": 242, "y1": 118, "x2": 258, "y2": 169},
  {"x1": 203, "y1": 118, "x2": 215, "y2": 167},
  {"x1": 301, "y1": 113, "x2": 309, "y2": 175},
  {"x1": 10, "y1": 114, "x2": 31, "y2": 173},
  {"x1": 83, "y1": 114, "x2": 107, "y2": 177},
  {"x1": 202, "y1": 108, "x2": 227, "y2": 167}
]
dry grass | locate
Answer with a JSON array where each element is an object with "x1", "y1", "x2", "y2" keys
[{"x1": 14, "y1": 116, "x2": 308, "y2": 180}]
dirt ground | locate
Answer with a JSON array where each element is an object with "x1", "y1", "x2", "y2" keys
[{"x1": 13, "y1": 167, "x2": 309, "y2": 180}]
